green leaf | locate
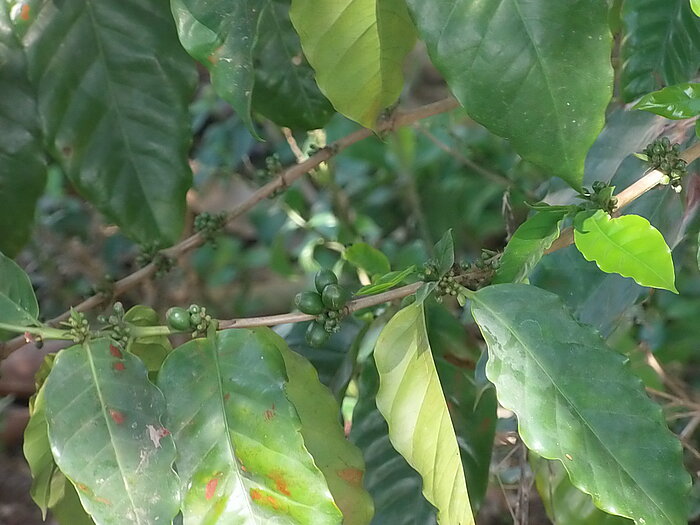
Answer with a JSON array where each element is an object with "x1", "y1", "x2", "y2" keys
[
  {"x1": 433, "y1": 229, "x2": 454, "y2": 277},
  {"x1": 252, "y1": 0, "x2": 334, "y2": 130},
  {"x1": 406, "y1": 0, "x2": 612, "y2": 189},
  {"x1": 620, "y1": 0, "x2": 700, "y2": 102},
  {"x1": 374, "y1": 302, "x2": 474, "y2": 525},
  {"x1": 573, "y1": 210, "x2": 677, "y2": 293},
  {"x1": 345, "y1": 243, "x2": 391, "y2": 277},
  {"x1": 158, "y1": 329, "x2": 342, "y2": 524},
  {"x1": 290, "y1": 0, "x2": 416, "y2": 129},
  {"x1": 51, "y1": 479, "x2": 96, "y2": 525},
  {"x1": 356, "y1": 266, "x2": 416, "y2": 296},
  {"x1": 0, "y1": 250, "x2": 39, "y2": 339},
  {"x1": 44, "y1": 338, "x2": 180, "y2": 525},
  {"x1": 493, "y1": 209, "x2": 569, "y2": 284},
  {"x1": 350, "y1": 362, "x2": 437, "y2": 525},
  {"x1": 24, "y1": 382, "x2": 64, "y2": 517},
  {"x1": 531, "y1": 455, "x2": 632, "y2": 525},
  {"x1": 124, "y1": 305, "x2": 171, "y2": 373},
  {"x1": 18, "y1": 0, "x2": 196, "y2": 245},
  {"x1": 693, "y1": 0, "x2": 700, "y2": 17},
  {"x1": 275, "y1": 335, "x2": 374, "y2": 525},
  {"x1": 0, "y1": 5, "x2": 46, "y2": 257},
  {"x1": 634, "y1": 82, "x2": 700, "y2": 119},
  {"x1": 470, "y1": 283, "x2": 691, "y2": 525},
  {"x1": 171, "y1": 0, "x2": 262, "y2": 137}
]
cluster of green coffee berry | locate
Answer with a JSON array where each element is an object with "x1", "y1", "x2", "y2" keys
[
  {"x1": 61, "y1": 309, "x2": 90, "y2": 343},
  {"x1": 578, "y1": 181, "x2": 617, "y2": 214},
  {"x1": 295, "y1": 269, "x2": 350, "y2": 347},
  {"x1": 640, "y1": 137, "x2": 687, "y2": 192},
  {"x1": 194, "y1": 212, "x2": 227, "y2": 246},
  {"x1": 97, "y1": 302, "x2": 130, "y2": 347},
  {"x1": 436, "y1": 267, "x2": 462, "y2": 300},
  {"x1": 136, "y1": 242, "x2": 174, "y2": 277},
  {"x1": 166, "y1": 304, "x2": 213, "y2": 338}
]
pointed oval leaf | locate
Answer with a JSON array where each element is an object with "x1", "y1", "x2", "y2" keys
[
  {"x1": 0, "y1": 250, "x2": 39, "y2": 339},
  {"x1": 356, "y1": 266, "x2": 417, "y2": 296},
  {"x1": 274, "y1": 334, "x2": 374, "y2": 525},
  {"x1": 158, "y1": 329, "x2": 342, "y2": 524},
  {"x1": 634, "y1": 82, "x2": 700, "y2": 119},
  {"x1": 405, "y1": 0, "x2": 612, "y2": 189},
  {"x1": 344, "y1": 243, "x2": 391, "y2": 277},
  {"x1": 0, "y1": 5, "x2": 45, "y2": 257},
  {"x1": 574, "y1": 210, "x2": 677, "y2": 292},
  {"x1": 374, "y1": 302, "x2": 474, "y2": 525},
  {"x1": 531, "y1": 455, "x2": 632, "y2": 525},
  {"x1": 290, "y1": 0, "x2": 416, "y2": 129},
  {"x1": 44, "y1": 339, "x2": 180, "y2": 525},
  {"x1": 493, "y1": 209, "x2": 569, "y2": 284},
  {"x1": 470, "y1": 283, "x2": 691, "y2": 525},
  {"x1": 170, "y1": 0, "x2": 262, "y2": 137},
  {"x1": 17, "y1": 0, "x2": 196, "y2": 244},
  {"x1": 693, "y1": 0, "x2": 700, "y2": 17},
  {"x1": 252, "y1": 0, "x2": 334, "y2": 130},
  {"x1": 620, "y1": 0, "x2": 700, "y2": 102}
]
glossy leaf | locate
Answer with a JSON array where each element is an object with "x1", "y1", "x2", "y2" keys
[
  {"x1": 290, "y1": 0, "x2": 416, "y2": 128},
  {"x1": 406, "y1": 0, "x2": 612, "y2": 189},
  {"x1": 44, "y1": 338, "x2": 180, "y2": 525},
  {"x1": 171, "y1": 0, "x2": 261, "y2": 136},
  {"x1": 124, "y1": 305, "x2": 171, "y2": 373},
  {"x1": 350, "y1": 363, "x2": 437, "y2": 525},
  {"x1": 356, "y1": 266, "x2": 416, "y2": 296},
  {"x1": 574, "y1": 210, "x2": 677, "y2": 293},
  {"x1": 24, "y1": 382, "x2": 64, "y2": 517},
  {"x1": 0, "y1": 4, "x2": 45, "y2": 257},
  {"x1": 0, "y1": 250, "x2": 39, "y2": 338},
  {"x1": 345, "y1": 242, "x2": 391, "y2": 277},
  {"x1": 620, "y1": 0, "x2": 700, "y2": 102},
  {"x1": 51, "y1": 479, "x2": 96, "y2": 525},
  {"x1": 531, "y1": 454, "x2": 632, "y2": 525},
  {"x1": 634, "y1": 82, "x2": 700, "y2": 119},
  {"x1": 275, "y1": 334, "x2": 374, "y2": 525},
  {"x1": 493, "y1": 209, "x2": 569, "y2": 284},
  {"x1": 470, "y1": 284, "x2": 691, "y2": 525},
  {"x1": 252, "y1": 0, "x2": 334, "y2": 129},
  {"x1": 693, "y1": 0, "x2": 700, "y2": 16},
  {"x1": 374, "y1": 302, "x2": 474, "y2": 525},
  {"x1": 158, "y1": 329, "x2": 342, "y2": 524},
  {"x1": 18, "y1": 0, "x2": 195, "y2": 244}
]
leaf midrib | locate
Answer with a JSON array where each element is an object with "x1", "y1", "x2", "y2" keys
[{"x1": 473, "y1": 294, "x2": 673, "y2": 524}]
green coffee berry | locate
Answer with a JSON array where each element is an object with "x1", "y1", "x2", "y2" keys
[
  {"x1": 322, "y1": 284, "x2": 349, "y2": 310},
  {"x1": 295, "y1": 291, "x2": 325, "y2": 315},
  {"x1": 306, "y1": 321, "x2": 330, "y2": 347},
  {"x1": 315, "y1": 269, "x2": 338, "y2": 294},
  {"x1": 166, "y1": 307, "x2": 191, "y2": 331}
]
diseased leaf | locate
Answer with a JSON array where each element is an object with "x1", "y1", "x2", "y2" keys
[
  {"x1": 531, "y1": 454, "x2": 632, "y2": 525},
  {"x1": 275, "y1": 336, "x2": 374, "y2": 525},
  {"x1": 345, "y1": 243, "x2": 391, "y2": 277},
  {"x1": 158, "y1": 329, "x2": 342, "y2": 524},
  {"x1": 0, "y1": 4, "x2": 46, "y2": 257},
  {"x1": 573, "y1": 210, "x2": 677, "y2": 292},
  {"x1": 406, "y1": 0, "x2": 612, "y2": 189},
  {"x1": 356, "y1": 266, "x2": 416, "y2": 296},
  {"x1": 470, "y1": 284, "x2": 691, "y2": 525},
  {"x1": 634, "y1": 82, "x2": 700, "y2": 119},
  {"x1": 621, "y1": 0, "x2": 700, "y2": 102},
  {"x1": 252, "y1": 0, "x2": 334, "y2": 129},
  {"x1": 171, "y1": 0, "x2": 262, "y2": 136},
  {"x1": 350, "y1": 362, "x2": 437, "y2": 525},
  {"x1": 374, "y1": 302, "x2": 474, "y2": 525},
  {"x1": 0, "y1": 250, "x2": 39, "y2": 339},
  {"x1": 51, "y1": 479, "x2": 95, "y2": 525},
  {"x1": 290, "y1": 0, "x2": 416, "y2": 128},
  {"x1": 493, "y1": 209, "x2": 569, "y2": 284},
  {"x1": 44, "y1": 339, "x2": 180, "y2": 525},
  {"x1": 18, "y1": 0, "x2": 196, "y2": 244}
]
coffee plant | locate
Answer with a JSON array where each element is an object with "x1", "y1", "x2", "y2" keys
[{"x1": 1, "y1": 0, "x2": 700, "y2": 524}]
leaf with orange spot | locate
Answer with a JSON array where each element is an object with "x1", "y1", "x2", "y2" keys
[
  {"x1": 158, "y1": 329, "x2": 342, "y2": 524},
  {"x1": 44, "y1": 338, "x2": 180, "y2": 524}
]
